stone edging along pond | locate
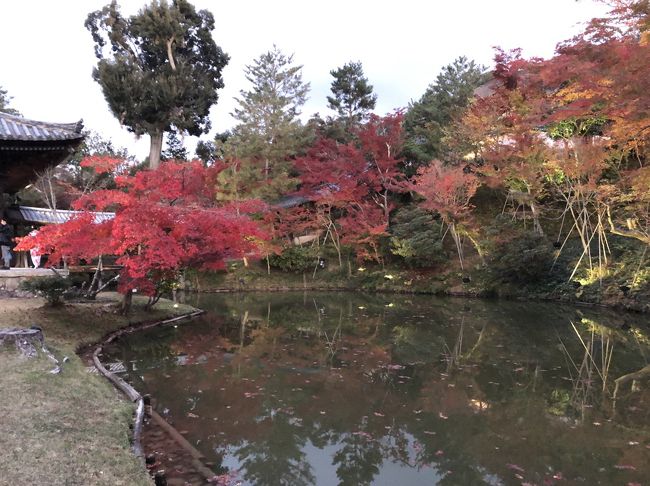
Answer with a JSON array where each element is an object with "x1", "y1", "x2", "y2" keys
[{"x1": 91, "y1": 310, "x2": 204, "y2": 466}]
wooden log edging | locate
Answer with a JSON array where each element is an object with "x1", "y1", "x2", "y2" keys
[
  {"x1": 92, "y1": 310, "x2": 205, "y2": 463},
  {"x1": 150, "y1": 410, "x2": 217, "y2": 480}
]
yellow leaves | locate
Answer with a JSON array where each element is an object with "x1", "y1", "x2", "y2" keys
[
  {"x1": 556, "y1": 85, "x2": 598, "y2": 102},
  {"x1": 640, "y1": 31, "x2": 650, "y2": 46}
]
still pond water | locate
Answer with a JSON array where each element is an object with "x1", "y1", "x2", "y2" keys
[{"x1": 106, "y1": 292, "x2": 650, "y2": 485}]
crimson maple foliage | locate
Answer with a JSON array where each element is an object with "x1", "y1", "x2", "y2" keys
[
  {"x1": 17, "y1": 159, "x2": 267, "y2": 309},
  {"x1": 290, "y1": 113, "x2": 407, "y2": 263}
]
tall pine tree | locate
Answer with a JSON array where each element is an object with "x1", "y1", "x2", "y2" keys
[
  {"x1": 327, "y1": 61, "x2": 377, "y2": 128},
  {"x1": 403, "y1": 57, "x2": 487, "y2": 171},
  {"x1": 222, "y1": 46, "x2": 310, "y2": 201}
]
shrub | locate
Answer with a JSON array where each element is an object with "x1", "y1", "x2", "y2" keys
[
  {"x1": 19, "y1": 276, "x2": 72, "y2": 306},
  {"x1": 389, "y1": 206, "x2": 446, "y2": 267},
  {"x1": 489, "y1": 232, "x2": 555, "y2": 284},
  {"x1": 268, "y1": 246, "x2": 317, "y2": 273}
]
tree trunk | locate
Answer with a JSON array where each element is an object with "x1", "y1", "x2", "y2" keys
[
  {"x1": 149, "y1": 130, "x2": 164, "y2": 170},
  {"x1": 449, "y1": 223, "x2": 464, "y2": 270},
  {"x1": 121, "y1": 291, "x2": 133, "y2": 316},
  {"x1": 530, "y1": 202, "x2": 545, "y2": 236}
]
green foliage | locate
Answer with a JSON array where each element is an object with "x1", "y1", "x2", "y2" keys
[
  {"x1": 268, "y1": 246, "x2": 317, "y2": 273},
  {"x1": 390, "y1": 206, "x2": 446, "y2": 267},
  {"x1": 489, "y1": 230, "x2": 556, "y2": 285},
  {"x1": 222, "y1": 46, "x2": 310, "y2": 201},
  {"x1": 546, "y1": 116, "x2": 608, "y2": 140},
  {"x1": 85, "y1": 0, "x2": 229, "y2": 167},
  {"x1": 403, "y1": 57, "x2": 487, "y2": 171},
  {"x1": 327, "y1": 61, "x2": 377, "y2": 127},
  {"x1": 195, "y1": 139, "x2": 218, "y2": 165},
  {"x1": 19, "y1": 276, "x2": 72, "y2": 306},
  {"x1": 161, "y1": 131, "x2": 189, "y2": 161}
]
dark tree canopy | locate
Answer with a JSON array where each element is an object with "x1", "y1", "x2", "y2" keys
[
  {"x1": 403, "y1": 56, "x2": 487, "y2": 170},
  {"x1": 327, "y1": 61, "x2": 377, "y2": 127},
  {"x1": 85, "y1": 0, "x2": 229, "y2": 169},
  {"x1": 195, "y1": 139, "x2": 217, "y2": 165},
  {"x1": 161, "y1": 131, "x2": 189, "y2": 161}
]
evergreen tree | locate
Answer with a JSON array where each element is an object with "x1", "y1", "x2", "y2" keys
[
  {"x1": 195, "y1": 139, "x2": 218, "y2": 166},
  {"x1": 403, "y1": 57, "x2": 487, "y2": 171},
  {"x1": 223, "y1": 46, "x2": 310, "y2": 201},
  {"x1": 161, "y1": 131, "x2": 189, "y2": 161},
  {"x1": 85, "y1": 0, "x2": 229, "y2": 169},
  {"x1": 0, "y1": 85, "x2": 20, "y2": 115},
  {"x1": 327, "y1": 61, "x2": 377, "y2": 128}
]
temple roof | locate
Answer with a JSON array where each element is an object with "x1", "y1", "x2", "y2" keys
[
  {"x1": 0, "y1": 112, "x2": 86, "y2": 195},
  {"x1": 6, "y1": 206, "x2": 114, "y2": 225},
  {"x1": 0, "y1": 112, "x2": 84, "y2": 142}
]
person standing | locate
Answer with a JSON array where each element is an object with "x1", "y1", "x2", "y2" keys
[
  {"x1": 28, "y1": 228, "x2": 41, "y2": 268},
  {"x1": 0, "y1": 218, "x2": 14, "y2": 269}
]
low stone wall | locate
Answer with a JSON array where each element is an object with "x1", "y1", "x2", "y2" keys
[{"x1": 0, "y1": 268, "x2": 69, "y2": 291}]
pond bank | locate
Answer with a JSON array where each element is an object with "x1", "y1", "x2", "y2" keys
[
  {"x1": 191, "y1": 264, "x2": 650, "y2": 314},
  {"x1": 0, "y1": 293, "x2": 198, "y2": 486}
]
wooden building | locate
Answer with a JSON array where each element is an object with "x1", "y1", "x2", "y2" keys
[
  {"x1": 0, "y1": 112, "x2": 84, "y2": 278},
  {"x1": 0, "y1": 111, "x2": 84, "y2": 202}
]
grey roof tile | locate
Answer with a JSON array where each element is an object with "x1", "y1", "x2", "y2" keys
[
  {"x1": 0, "y1": 112, "x2": 84, "y2": 142},
  {"x1": 17, "y1": 206, "x2": 114, "y2": 224}
]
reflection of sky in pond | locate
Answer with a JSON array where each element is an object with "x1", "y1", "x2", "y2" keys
[
  {"x1": 220, "y1": 436, "x2": 450, "y2": 486},
  {"x1": 106, "y1": 292, "x2": 650, "y2": 486}
]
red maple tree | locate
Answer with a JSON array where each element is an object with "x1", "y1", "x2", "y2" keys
[
  {"x1": 17, "y1": 159, "x2": 267, "y2": 312},
  {"x1": 411, "y1": 161, "x2": 480, "y2": 270},
  {"x1": 291, "y1": 113, "x2": 407, "y2": 265}
]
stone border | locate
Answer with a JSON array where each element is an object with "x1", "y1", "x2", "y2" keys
[{"x1": 92, "y1": 310, "x2": 204, "y2": 462}]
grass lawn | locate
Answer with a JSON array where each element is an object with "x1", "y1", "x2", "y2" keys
[{"x1": 0, "y1": 293, "x2": 197, "y2": 486}]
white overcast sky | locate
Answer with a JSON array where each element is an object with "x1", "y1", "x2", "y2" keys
[{"x1": 1, "y1": 0, "x2": 609, "y2": 160}]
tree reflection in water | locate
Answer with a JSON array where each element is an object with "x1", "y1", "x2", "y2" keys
[{"x1": 109, "y1": 292, "x2": 650, "y2": 486}]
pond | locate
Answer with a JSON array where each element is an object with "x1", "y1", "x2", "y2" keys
[{"x1": 105, "y1": 292, "x2": 650, "y2": 485}]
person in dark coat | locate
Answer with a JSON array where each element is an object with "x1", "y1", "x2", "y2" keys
[{"x1": 0, "y1": 218, "x2": 14, "y2": 269}]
